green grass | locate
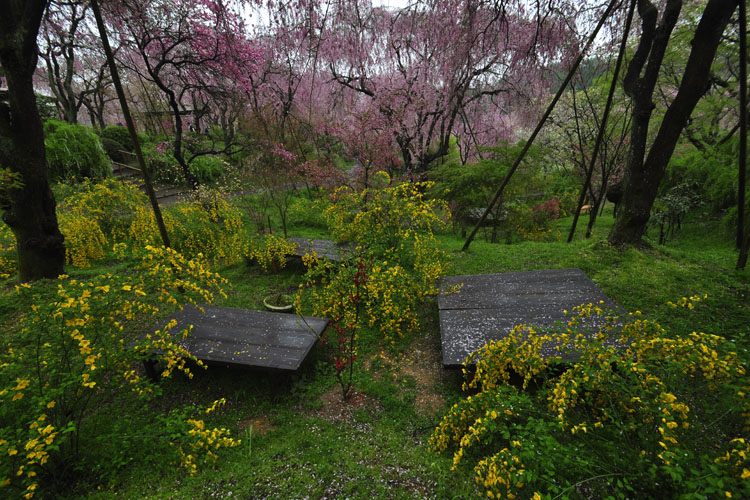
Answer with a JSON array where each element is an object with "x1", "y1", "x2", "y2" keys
[
  {"x1": 2, "y1": 200, "x2": 749, "y2": 499},
  {"x1": 445, "y1": 207, "x2": 749, "y2": 344}
]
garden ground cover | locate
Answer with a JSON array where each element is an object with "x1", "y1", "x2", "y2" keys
[{"x1": 1, "y1": 200, "x2": 748, "y2": 499}]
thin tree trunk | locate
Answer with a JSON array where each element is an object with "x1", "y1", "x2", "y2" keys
[
  {"x1": 568, "y1": 0, "x2": 635, "y2": 243},
  {"x1": 462, "y1": 0, "x2": 619, "y2": 252},
  {"x1": 738, "y1": 0, "x2": 749, "y2": 269},
  {"x1": 738, "y1": 0, "x2": 747, "y2": 251},
  {"x1": 91, "y1": 0, "x2": 171, "y2": 248}
]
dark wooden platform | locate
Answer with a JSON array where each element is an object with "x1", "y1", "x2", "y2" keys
[
  {"x1": 438, "y1": 268, "x2": 618, "y2": 367},
  {"x1": 288, "y1": 237, "x2": 355, "y2": 262},
  {"x1": 143, "y1": 305, "x2": 328, "y2": 371}
]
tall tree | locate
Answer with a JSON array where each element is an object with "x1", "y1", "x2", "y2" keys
[
  {"x1": 323, "y1": 0, "x2": 581, "y2": 173},
  {"x1": 0, "y1": 0, "x2": 66, "y2": 281},
  {"x1": 39, "y1": 0, "x2": 86, "y2": 123},
  {"x1": 107, "y1": 0, "x2": 260, "y2": 187},
  {"x1": 550, "y1": 74, "x2": 630, "y2": 238},
  {"x1": 608, "y1": 0, "x2": 738, "y2": 245}
]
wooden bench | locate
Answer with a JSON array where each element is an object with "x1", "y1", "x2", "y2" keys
[
  {"x1": 288, "y1": 237, "x2": 356, "y2": 262},
  {"x1": 438, "y1": 268, "x2": 619, "y2": 367},
  {"x1": 140, "y1": 305, "x2": 328, "y2": 378}
]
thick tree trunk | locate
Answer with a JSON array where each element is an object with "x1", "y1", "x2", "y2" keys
[
  {"x1": 0, "y1": 0, "x2": 66, "y2": 281},
  {"x1": 609, "y1": 0, "x2": 738, "y2": 245}
]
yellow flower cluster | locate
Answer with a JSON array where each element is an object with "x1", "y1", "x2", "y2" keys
[
  {"x1": 1, "y1": 245, "x2": 228, "y2": 496},
  {"x1": 59, "y1": 211, "x2": 108, "y2": 268},
  {"x1": 307, "y1": 178, "x2": 450, "y2": 344},
  {"x1": 0, "y1": 222, "x2": 16, "y2": 278},
  {"x1": 176, "y1": 399, "x2": 240, "y2": 475},
  {"x1": 430, "y1": 297, "x2": 750, "y2": 499},
  {"x1": 130, "y1": 192, "x2": 247, "y2": 266},
  {"x1": 55, "y1": 179, "x2": 148, "y2": 268},
  {"x1": 59, "y1": 178, "x2": 146, "y2": 242},
  {"x1": 0, "y1": 413, "x2": 57, "y2": 499},
  {"x1": 247, "y1": 234, "x2": 296, "y2": 272},
  {"x1": 474, "y1": 446, "x2": 526, "y2": 499}
]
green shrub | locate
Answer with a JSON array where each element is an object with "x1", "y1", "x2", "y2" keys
[
  {"x1": 0, "y1": 246, "x2": 235, "y2": 499},
  {"x1": 430, "y1": 142, "x2": 548, "y2": 240},
  {"x1": 44, "y1": 120, "x2": 110, "y2": 181},
  {"x1": 100, "y1": 125, "x2": 134, "y2": 152},
  {"x1": 142, "y1": 142, "x2": 183, "y2": 184},
  {"x1": 665, "y1": 138, "x2": 739, "y2": 213},
  {"x1": 287, "y1": 196, "x2": 327, "y2": 228},
  {"x1": 431, "y1": 298, "x2": 750, "y2": 500},
  {"x1": 189, "y1": 155, "x2": 225, "y2": 184},
  {"x1": 100, "y1": 137, "x2": 126, "y2": 164}
]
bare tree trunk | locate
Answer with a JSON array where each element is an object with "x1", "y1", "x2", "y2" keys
[
  {"x1": 91, "y1": 0, "x2": 171, "y2": 248},
  {"x1": 0, "y1": 0, "x2": 66, "y2": 282},
  {"x1": 738, "y1": 0, "x2": 747, "y2": 251},
  {"x1": 738, "y1": 0, "x2": 749, "y2": 269},
  {"x1": 609, "y1": 0, "x2": 737, "y2": 245},
  {"x1": 568, "y1": 0, "x2": 635, "y2": 243}
]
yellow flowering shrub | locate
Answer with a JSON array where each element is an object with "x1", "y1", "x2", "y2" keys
[
  {"x1": 58, "y1": 178, "x2": 147, "y2": 241},
  {"x1": 0, "y1": 245, "x2": 231, "y2": 498},
  {"x1": 247, "y1": 234, "x2": 296, "y2": 272},
  {"x1": 171, "y1": 398, "x2": 242, "y2": 475},
  {"x1": 0, "y1": 222, "x2": 16, "y2": 278},
  {"x1": 129, "y1": 191, "x2": 247, "y2": 265},
  {"x1": 50, "y1": 179, "x2": 150, "y2": 269},
  {"x1": 301, "y1": 173, "x2": 450, "y2": 343},
  {"x1": 430, "y1": 297, "x2": 749, "y2": 499},
  {"x1": 58, "y1": 211, "x2": 108, "y2": 268}
]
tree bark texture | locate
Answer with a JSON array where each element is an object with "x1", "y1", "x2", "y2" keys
[
  {"x1": 609, "y1": 0, "x2": 738, "y2": 245},
  {"x1": 0, "y1": 0, "x2": 66, "y2": 281}
]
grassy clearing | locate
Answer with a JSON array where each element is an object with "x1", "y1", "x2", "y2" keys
[{"x1": 2, "y1": 199, "x2": 748, "y2": 499}]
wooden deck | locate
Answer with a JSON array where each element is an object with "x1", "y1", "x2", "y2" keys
[
  {"x1": 438, "y1": 268, "x2": 619, "y2": 367},
  {"x1": 142, "y1": 305, "x2": 328, "y2": 373},
  {"x1": 288, "y1": 237, "x2": 355, "y2": 262}
]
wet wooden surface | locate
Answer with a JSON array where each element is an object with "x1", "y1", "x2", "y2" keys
[
  {"x1": 144, "y1": 305, "x2": 328, "y2": 371},
  {"x1": 438, "y1": 269, "x2": 618, "y2": 367},
  {"x1": 288, "y1": 237, "x2": 355, "y2": 262}
]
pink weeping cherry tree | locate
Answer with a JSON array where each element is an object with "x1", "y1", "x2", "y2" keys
[{"x1": 103, "y1": 0, "x2": 262, "y2": 187}]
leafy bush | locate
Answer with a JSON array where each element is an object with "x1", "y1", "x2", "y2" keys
[
  {"x1": 665, "y1": 139, "x2": 739, "y2": 212},
  {"x1": 299, "y1": 172, "x2": 450, "y2": 343},
  {"x1": 430, "y1": 142, "x2": 549, "y2": 241},
  {"x1": 650, "y1": 182, "x2": 701, "y2": 244},
  {"x1": 287, "y1": 196, "x2": 327, "y2": 228},
  {"x1": 247, "y1": 234, "x2": 296, "y2": 273},
  {"x1": 431, "y1": 298, "x2": 749, "y2": 500},
  {"x1": 100, "y1": 137, "x2": 126, "y2": 164},
  {"x1": 129, "y1": 190, "x2": 247, "y2": 265},
  {"x1": 100, "y1": 125, "x2": 134, "y2": 152},
  {"x1": 507, "y1": 198, "x2": 562, "y2": 242},
  {"x1": 44, "y1": 120, "x2": 110, "y2": 181},
  {"x1": 189, "y1": 155, "x2": 226, "y2": 184},
  {"x1": 142, "y1": 142, "x2": 183, "y2": 184},
  {"x1": 0, "y1": 246, "x2": 235, "y2": 499}
]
